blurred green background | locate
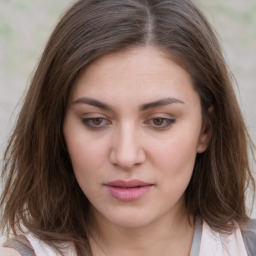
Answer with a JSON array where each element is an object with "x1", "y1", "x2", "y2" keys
[{"x1": 0, "y1": 0, "x2": 255, "y2": 217}]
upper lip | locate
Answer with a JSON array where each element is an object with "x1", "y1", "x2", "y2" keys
[{"x1": 105, "y1": 179, "x2": 152, "y2": 188}]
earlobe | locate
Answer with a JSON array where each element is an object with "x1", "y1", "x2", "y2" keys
[{"x1": 197, "y1": 106, "x2": 214, "y2": 153}]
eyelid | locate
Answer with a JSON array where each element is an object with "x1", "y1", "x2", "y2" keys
[
  {"x1": 144, "y1": 113, "x2": 176, "y2": 121},
  {"x1": 81, "y1": 114, "x2": 112, "y2": 129},
  {"x1": 144, "y1": 114, "x2": 176, "y2": 130}
]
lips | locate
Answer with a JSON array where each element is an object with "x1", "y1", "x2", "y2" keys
[{"x1": 105, "y1": 180, "x2": 153, "y2": 202}]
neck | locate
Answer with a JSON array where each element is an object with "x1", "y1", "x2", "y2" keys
[{"x1": 88, "y1": 205, "x2": 195, "y2": 256}]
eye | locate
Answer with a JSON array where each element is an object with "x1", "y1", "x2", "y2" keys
[
  {"x1": 82, "y1": 117, "x2": 111, "y2": 129},
  {"x1": 145, "y1": 117, "x2": 175, "y2": 129}
]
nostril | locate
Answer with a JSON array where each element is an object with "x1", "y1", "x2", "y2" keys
[{"x1": 109, "y1": 133, "x2": 146, "y2": 168}]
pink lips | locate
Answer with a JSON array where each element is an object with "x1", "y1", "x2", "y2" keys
[{"x1": 105, "y1": 180, "x2": 153, "y2": 202}]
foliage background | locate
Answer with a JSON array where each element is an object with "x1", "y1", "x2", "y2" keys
[{"x1": 0, "y1": 0, "x2": 255, "y2": 223}]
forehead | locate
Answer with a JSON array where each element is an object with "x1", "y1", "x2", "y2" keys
[{"x1": 70, "y1": 46, "x2": 199, "y2": 107}]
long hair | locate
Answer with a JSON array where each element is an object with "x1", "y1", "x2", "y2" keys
[{"x1": 1, "y1": 0, "x2": 255, "y2": 255}]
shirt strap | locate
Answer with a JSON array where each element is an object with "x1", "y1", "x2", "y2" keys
[
  {"x1": 242, "y1": 218, "x2": 256, "y2": 256},
  {"x1": 4, "y1": 235, "x2": 36, "y2": 256},
  {"x1": 190, "y1": 216, "x2": 202, "y2": 256}
]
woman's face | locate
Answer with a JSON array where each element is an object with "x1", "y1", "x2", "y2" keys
[{"x1": 64, "y1": 46, "x2": 210, "y2": 229}]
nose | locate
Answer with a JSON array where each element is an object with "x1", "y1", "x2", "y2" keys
[{"x1": 109, "y1": 123, "x2": 146, "y2": 169}]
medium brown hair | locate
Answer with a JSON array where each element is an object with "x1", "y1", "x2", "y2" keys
[{"x1": 1, "y1": 0, "x2": 255, "y2": 254}]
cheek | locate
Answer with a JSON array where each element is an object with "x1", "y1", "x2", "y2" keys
[
  {"x1": 67, "y1": 140, "x2": 105, "y2": 171},
  {"x1": 150, "y1": 132, "x2": 198, "y2": 184},
  {"x1": 153, "y1": 141, "x2": 196, "y2": 203},
  {"x1": 63, "y1": 121, "x2": 110, "y2": 184},
  {"x1": 65, "y1": 137, "x2": 109, "y2": 197}
]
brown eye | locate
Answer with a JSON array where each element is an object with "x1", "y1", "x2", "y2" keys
[
  {"x1": 92, "y1": 118, "x2": 103, "y2": 125},
  {"x1": 145, "y1": 117, "x2": 175, "y2": 129},
  {"x1": 153, "y1": 118, "x2": 165, "y2": 126},
  {"x1": 82, "y1": 117, "x2": 111, "y2": 129}
]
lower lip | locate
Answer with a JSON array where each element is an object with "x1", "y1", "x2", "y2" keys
[{"x1": 105, "y1": 185, "x2": 152, "y2": 202}]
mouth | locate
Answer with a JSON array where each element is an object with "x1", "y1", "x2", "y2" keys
[{"x1": 104, "y1": 179, "x2": 153, "y2": 202}]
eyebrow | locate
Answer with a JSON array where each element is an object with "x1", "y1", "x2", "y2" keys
[
  {"x1": 72, "y1": 97, "x2": 184, "y2": 111},
  {"x1": 139, "y1": 97, "x2": 184, "y2": 111},
  {"x1": 73, "y1": 97, "x2": 113, "y2": 111}
]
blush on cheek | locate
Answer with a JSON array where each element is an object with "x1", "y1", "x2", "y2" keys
[{"x1": 158, "y1": 142, "x2": 196, "y2": 180}]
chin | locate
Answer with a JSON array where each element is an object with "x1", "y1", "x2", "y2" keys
[
  {"x1": 110, "y1": 217, "x2": 153, "y2": 229},
  {"x1": 104, "y1": 208, "x2": 160, "y2": 229}
]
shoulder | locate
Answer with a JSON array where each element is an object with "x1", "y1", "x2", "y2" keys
[
  {"x1": 1, "y1": 235, "x2": 35, "y2": 256},
  {"x1": 242, "y1": 218, "x2": 256, "y2": 256},
  {"x1": 0, "y1": 245, "x2": 22, "y2": 256},
  {"x1": 243, "y1": 218, "x2": 256, "y2": 236}
]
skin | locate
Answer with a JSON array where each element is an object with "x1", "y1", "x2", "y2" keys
[
  {"x1": 0, "y1": 246, "x2": 22, "y2": 256},
  {"x1": 63, "y1": 46, "x2": 211, "y2": 256}
]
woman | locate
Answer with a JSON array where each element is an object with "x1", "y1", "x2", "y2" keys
[{"x1": 1, "y1": 0, "x2": 255, "y2": 255}]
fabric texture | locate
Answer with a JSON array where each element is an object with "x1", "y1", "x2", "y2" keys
[
  {"x1": 190, "y1": 216, "x2": 202, "y2": 256},
  {"x1": 242, "y1": 219, "x2": 256, "y2": 256},
  {"x1": 3, "y1": 235, "x2": 36, "y2": 256},
  {"x1": 26, "y1": 233, "x2": 77, "y2": 256},
  {"x1": 4, "y1": 219, "x2": 256, "y2": 256},
  {"x1": 199, "y1": 221, "x2": 248, "y2": 256}
]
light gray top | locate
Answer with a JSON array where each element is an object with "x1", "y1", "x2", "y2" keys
[
  {"x1": 242, "y1": 218, "x2": 256, "y2": 256},
  {"x1": 190, "y1": 216, "x2": 202, "y2": 256},
  {"x1": 4, "y1": 218, "x2": 256, "y2": 256}
]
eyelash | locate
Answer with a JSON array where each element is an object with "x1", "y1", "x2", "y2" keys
[
  {"x1": 82, "y1": 117, "x2": 175, "y2": 130},
  {"x1": 144, "y1": 117, "x2": 175, "y2": 129},
  {"x1": 82, "y1": 117, "x2": 111, "y2": 129}
]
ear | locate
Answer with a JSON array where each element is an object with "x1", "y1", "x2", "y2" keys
[{"x1": 196, "y1": 106, "x2": 213, "y2": 153}]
